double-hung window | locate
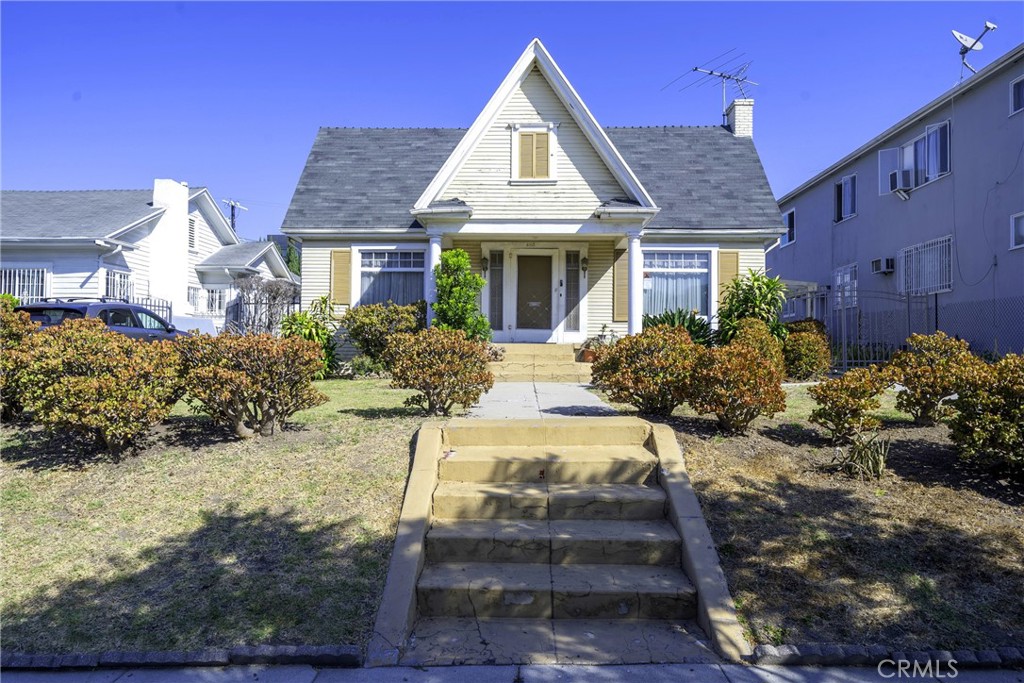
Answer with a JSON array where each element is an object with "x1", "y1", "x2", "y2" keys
[
  {"x1": 0, "y1": 267, "x2": 47, "y2": 303},
  {"x1": 359, "y1": 250, "x2": 425, "y2": 306},
  {"x1": 879, "y1": 121, "x2": 950, "y2": 193},
  {"x1": 833, "y1": 264, "x2": 858, "y2": 308},
  {"x1": 206, "y1": 288, "x2": 226, "y2": 314},
  {"x1": 781, "y1": 210, "x2": 796, "y2": 246},
  {"x1": 642, "y1": 250, "x2": 711, "y2": 318},
  {"x1": 834, "y1": 175, "x2": 857, "y2": 223}
]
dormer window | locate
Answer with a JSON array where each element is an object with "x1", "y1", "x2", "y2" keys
[{"x1": 511, "y1": 123, "x2": 557, "y2": 184}]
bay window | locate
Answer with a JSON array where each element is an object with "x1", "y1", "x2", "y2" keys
[{"x1": 642, "y1": 250, "x2": 711, "y2": 318}]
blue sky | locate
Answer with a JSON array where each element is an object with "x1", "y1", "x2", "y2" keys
[{"x1": 2, "y1": 2, "x2": 1021, "y2": 241}]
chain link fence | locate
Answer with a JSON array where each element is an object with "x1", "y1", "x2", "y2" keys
[{"x1": 784, "y1": 289, "x2": 1024, "y2": 371}]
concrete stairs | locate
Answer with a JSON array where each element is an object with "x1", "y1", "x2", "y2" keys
[
  {"x1": 489, "y1": 343, "x2": 591, "y2": 383},
  {"x1": 401, "y1": 420, "x2": 715, "y2": 665}
]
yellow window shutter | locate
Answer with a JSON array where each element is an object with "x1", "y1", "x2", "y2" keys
[
  {"x1": 613, "y1": 248, "x2": 629, "y2": 322},
  {"x1": 718, "y1": 250, "x2": 740, "y2": 304},
  {"x1": 534, "y1": 132, "x2": 549, "y2": 178},
  {"x1": 331, "y1": 248, "x2": 351, "y2": 306},
  {"x1": 519, "y1": 132, "x2": 535, "y2": 178}
]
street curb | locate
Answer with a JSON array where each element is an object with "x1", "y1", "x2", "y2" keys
[
  {"x1": 0, "y1": 645, "x2": 361, "y2": 670},
  {"x1": 752, "y1": 643, "x2": 1024, "y2": 669}
]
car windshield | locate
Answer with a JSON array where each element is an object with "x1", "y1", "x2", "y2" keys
[{"x1": 22, "y1": 308, "x2": 85, "y2": 325}]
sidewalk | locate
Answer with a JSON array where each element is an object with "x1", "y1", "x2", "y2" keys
[
  {"x1": 4, "y1": 664, "x2": 1020, "y2": 682},
  {"x1": 467, "y1": 382, "x2": 616, "y2": 419}
]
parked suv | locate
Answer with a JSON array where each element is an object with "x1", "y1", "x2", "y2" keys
[{"x1": 14, "y1": 298, "x2": 186, "y2": 342}]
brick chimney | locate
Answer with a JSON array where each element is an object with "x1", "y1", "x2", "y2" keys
[{"x1": 726, "y1": 99, "x2": 754, "y2": 138}]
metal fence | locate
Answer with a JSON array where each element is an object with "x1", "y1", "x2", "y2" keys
[
  {"x1": 223, "y1": 299, "x2": 301, "y2": 335},
  {"x1": 784, "y1": 289, "x2": 1024, "y2": 370},
  {"x1": 132, "y1": 296, "x2": 173, "y2": 322}
]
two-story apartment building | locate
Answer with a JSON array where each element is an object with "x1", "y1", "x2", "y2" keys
[
  {"x1": 768, "y1": 43, "x2": 1024, "y2": 357},
  {"x1": 1, "y1": 179, "x2": 295, "y2": 331}
]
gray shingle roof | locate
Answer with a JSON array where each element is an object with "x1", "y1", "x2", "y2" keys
[
  {"x1": 1, "y1": 190, "x2": 159, "y2": 240},
  {"x1": 198, "y1": 241, "x2": 273, "y2": 268},
  {"x1": 282, "y1": 126, "x2": 781, "y2": 231}
]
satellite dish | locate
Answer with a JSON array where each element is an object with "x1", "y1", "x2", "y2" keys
[{"x1": 952, "y1": 30, "x2": 984, "y2": 52}]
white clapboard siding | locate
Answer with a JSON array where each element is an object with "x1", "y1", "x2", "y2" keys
[
  {"x1": 442, "y1": 67, "x2": 626, "y2": 219},
  {"x1": 115, "y1": 223, "x2": 154, "y2": 297},
  {"x1": 585, "y1": 240, "x2": 628, "y2": 338},
  {"x1": 300, "y1": 241, "x2": 335, "y2": 306},
  {"x1": 187, "y1": 208, "x2": 227, "y2": 288}
]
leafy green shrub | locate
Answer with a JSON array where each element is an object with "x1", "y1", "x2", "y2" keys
[
  {"x1": 642, "y1": 308, "x2": 715, "y2": 347},
  {"x1": 808, "y1": 366, "x2": 889, "y2": 443},
  {"x1": 178, "y1": 334, "x2": 328, "y2": 438},
  {"x1": 591, "y1": 326, "x2": 697, "y2": 416},
  {"x1": 0, "y1": 300, "x2": 38, "y2": 419},
  {"x1": 731, "y1": 318, "x2": 784, "y2": 373},
  {"x1": 350, "y1": 354, "x2": 386, "y2": 377},
  {"x1": 340, "y1": 301, "x2": 425, "y2": 363},
  {"x1": 884, "y1": 331, "x2": 983, "y2": 425},
  {"x1": 19, "y1": 318, "x2": 180, "y2": 453},
  {"x1": 689, "y1": 343, "x2": 786, "y2": 433},
  {"x1": 281, "y1": 296, "x2": 338, "y2": 380},
  {"x1": 433, "y1": 249, "x2": 490, "y2": 341},
  {"x1": 948, "y1": 354, "x2": 1024, "y2": 469},
  {"x1": 717, "y1": 269, "x2": 788, "y2": 343},
  {"x1": 384, "y1": 327, "x2": 494, "y2": 416},
  {"x1": 784, "y1": 331, "x2": 832, "y2": 381},
  {"x1": 785, "y1": 318, "x2": 827, "y2": 339},
  {"x1": 0, "y1": 293, "x2": 20, "y2": 308}
]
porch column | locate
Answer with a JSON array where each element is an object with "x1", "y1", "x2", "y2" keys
[
  {"x1": 425, "y1": 235, "x2": 442, "y2": 326},
  {"x1": 627, "y1": 233, "x2": 643, "y2": 335}
]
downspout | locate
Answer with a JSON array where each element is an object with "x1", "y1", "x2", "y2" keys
[{"x1": 96, "y1": 241, "x2": 123, "y2": 297}]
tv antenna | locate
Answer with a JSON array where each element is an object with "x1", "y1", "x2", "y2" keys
[
  {"x1": 665, "y1": 51, "x2": 758, "y2": 126},
  {"x1": 221, "y1": 199, "x2": 248, "y2": 231},
  {"x1": 952, "y1": 21, "x2": 996, "y2": 78}
]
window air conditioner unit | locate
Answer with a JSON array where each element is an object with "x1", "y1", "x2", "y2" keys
[
  {"x1": 871, "y1": 257, "x2": 895, "y2": 275},
  {"x1": 889, "y1": 170, "x2": 912, "y2": 193}
]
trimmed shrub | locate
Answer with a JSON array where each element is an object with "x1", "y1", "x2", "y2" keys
[
  {"x1": 340, "y1": 301, "x2": 425, "y2": 363},
  {"x1": 884, "y1": 331, "x2": 983, "y2": 425},
  {"x1": 281, "y1": 296, "x2": 339, "y2": 380},
  {"x1": 1, "y1": 300, "x2": 37, "y2": 419},
  {"x1": 731, "y1": 318, "x2": 784, "y2": 373},
  {"x1": 717, "y1": 269, "x2": 788, "y2": 343},
  {"x1": 785, "y1": 318, "x2": 828, "y2": 339},
  {"x1": 385, "y1": 327, "x2": 494, "y2": 416},
  {"x1": 948, "y1": 353, "x2": 1024, "y2": 469},
  {"x1": 689, "y1": 343, "x2": 786, "y2": 433},
  {"x1": 0, "y1": 293, "x2": 20, "y2": 308},
  {"x1": 784, "y1": 331, "x2": 832, "y2": 381},
  {"x1": 19, "y1": 318, "x2": 180, "y2": 453},
  {"x1": 591, "y1": 326, "x2": 697, "y2": 416},
  {"x1": 808, "y1": 366, "x2": 889, "y2": 443},
  {"x1": 178, "y1": 334, "x2": 328, "y2": 438},
  {"x1": 642, "y1": 308, "x2": 715, "y2": 347},
  {"x1": 433, "y1": 249, "x2": 491, "y2": 341}
]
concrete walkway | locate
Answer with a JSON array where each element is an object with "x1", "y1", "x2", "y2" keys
[
  {"x1": 468, "y1": 382, "x2": 616, "y2": 419},
  {"x1": 4, "y1": 664, "x2": 1020, "y2": 682}
]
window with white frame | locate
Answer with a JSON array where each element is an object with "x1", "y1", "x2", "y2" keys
[
  {"x1": 359, "y1": 250, "x2": 425, "y2": 306},
  {"x1": 1013, "y1": 213, "x2": 1024, "y2": 250},
  {"x1": 834, "y1": 174, "x2": 857, "y2": 222},
  {"x1": 897, "y1": 235, "x2": 953, "y2": 295},
  {"x1": 781, "y1": 210, "x2": 796, "y2": 246},
  {"x1": 187, "y1": 286, "x2": 201, "y2": 311},
  {"x1": 879, "y1": 121, "x2": 950, "y2": 193},
  {"x1": 1011, "y1": 75, "x2": 1024, "y2": 116},
  {"x1": 206, "y1": 288, "x2": 226, "y2": 314},
  {"x1": 832, "y1": 264, "x2": 858, "y2": 308},
  {"x1": 642, "y1": 251, "x2": 711, "y2": 317},
  {"x1": 105, "y1": 270, "x2": 133, "y2": 300},
  {"x1": 0, "y1": 267, "x2": 47, "y2": 303}
]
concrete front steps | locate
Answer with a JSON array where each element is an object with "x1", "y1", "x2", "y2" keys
[
  {"x1": 400, "y1": 418, "x2": 719, "y2": 666},
  {"x1": 490, "y1": 343, "x2": 591, "y2": 383}
]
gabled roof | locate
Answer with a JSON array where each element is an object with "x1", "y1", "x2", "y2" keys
[
  {"x1": 197, "y1": 240, "x2": 296, "y2": 281},
  {"x1": 414, "y1": 38, "x2": 657, "y2": 214},
  {"x1": 0, "y1": 190, "x2": 163, "y2": 241},
  {"x1": 282, "y1": 126, "x2": 781, "y2": 232}
]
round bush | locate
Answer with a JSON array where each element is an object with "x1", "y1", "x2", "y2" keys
[
  {"x1": 808, "y1": 365, "x2": 889, "y2": 443},
  {"x1": 948, "y1": 353, "x2": 1023, "y2": 470},
  {"x1": 591, "y1": 326, "x2": 697, "y2": 416},
  {"x1": 340, "y1": 301, "x2": 425, "y2": 364},
  {"x1": 689, "y1": 343, "x2": 786, "y2": 433},
  {"x1": 884, "y1": 331, "x2": 983, "y2": 425},
  {"x1": 731, "y1": 318, "x2": 784, "y2": 374},
  {"x1": 784, "y1": 331, "x2": 831, "y2": 380}
]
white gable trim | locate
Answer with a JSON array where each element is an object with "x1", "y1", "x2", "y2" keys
[
  {"x1": 413, "y1": 38, "x2": 659, "y2": 213},
  {"x1": 189, "y1": 188, "x2": 239, "y2": 245}
]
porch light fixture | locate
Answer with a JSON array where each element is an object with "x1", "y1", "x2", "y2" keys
[
  {"x1": 580, "y1": 257, "x2": 588, "y2": 273},
  {"x1": 481, "y1": 256, "x2": 489, "y2": 273}
]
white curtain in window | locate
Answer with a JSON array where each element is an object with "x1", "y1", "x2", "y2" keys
[
  {"x1": 360, "y1": 272, "x2": 423, "y2": 306},
  {"x1": 643, "y1": 272, "x2": 709, "y2": 317}
]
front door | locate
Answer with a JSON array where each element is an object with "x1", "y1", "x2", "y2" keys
[{"x1": 514, "y1": 252, "x2": 556, "y2": 342}]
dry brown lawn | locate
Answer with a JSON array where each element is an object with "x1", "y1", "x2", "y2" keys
[{"x1": 1, "y1": 379, "x2": 421, "y2": 654}]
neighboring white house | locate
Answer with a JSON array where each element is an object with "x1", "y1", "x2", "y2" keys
[
  {"x1": 282, "y1": 39, "x2": 783, "y2": 346},
  {"x1": 0, "y1": 178, "x2": 296, "y2": 331}
]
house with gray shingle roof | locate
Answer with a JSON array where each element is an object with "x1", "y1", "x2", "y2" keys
[
  {"x1": 1, "y1": 179, "x2": 294, "y2": 332},
  {"x1": 282, "y1": 39, "x2": 783, "y2": 342}
]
